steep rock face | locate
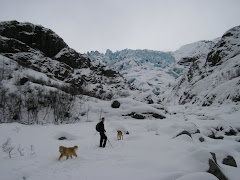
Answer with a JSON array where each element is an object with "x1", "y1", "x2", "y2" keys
[
  {"x1": 162, "y1": 25, "x2": 240, "y2": 106},
  {"x1": 0, "y1": 21, "x2": 129, "y2": 99},
  {"x1": 169, "y1": 40, "x2": 217, "y2": 77},
  {"x1": 173, "y1": 40, "x2": 217, "y2": 65},
  {"x1": 54, "y1": 47, "x2": 91, "y2": 69},
  {"x1": 206, "y1": 26, "x2": 240, "y2": 66},
  {"x1": 0, "y1": 20, "x2": 67, "y2": 58}
]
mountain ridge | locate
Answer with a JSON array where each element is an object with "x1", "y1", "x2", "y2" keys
[
  {"x1": 162, "y1": 25, "x2": 240, "y2": 106},
  {"x1": 0, "y1": 20, "x2": 130, "y2": 99},
  {"x1": 86, "y1": 39, "x2": 220, "y2": 95}
]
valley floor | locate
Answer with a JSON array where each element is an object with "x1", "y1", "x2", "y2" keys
[{"x1": 0, "y1": 104, "x2": 240, "y2": 180}]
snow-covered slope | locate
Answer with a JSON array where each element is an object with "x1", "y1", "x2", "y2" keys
[
  {"x1": 162, "y1": 25, "x2": 240, "y2": 107},
  {"x1": 0, "y1": 21, "x2": 132, "y2": 124},
  {"x1": 0, "y1": 97, "x2": 239, "y2": 180},
  {"x1": 0, "y1": 20, "x2": 240, "y2": 180},
  {"x1": 87, "y1": 40, "x2": 221, "y2": 96},
  {"x1": 0, "y1": 21, "x2": 130, "y2": 100},
  {"x1": 173, "y1": 40, "x2": 218, "y2": 63},
  {"x1": 169, "y1": 39, "x2": 219, "y2": 78},
  {"x1": 87, "y1": 49, "x2": 177, "y2": 95}
]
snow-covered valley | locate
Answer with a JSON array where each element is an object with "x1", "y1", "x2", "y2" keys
[
  {"x1": 1, "y1": 98, "x2": 240, "y2": 180},
  {"x1": 1, "y1": 21, "x2": 240, "y2": 180}
]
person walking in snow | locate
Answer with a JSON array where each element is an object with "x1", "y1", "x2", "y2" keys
[{"x1": 97, "y1": 117, "x2": 107, "y2": 148}]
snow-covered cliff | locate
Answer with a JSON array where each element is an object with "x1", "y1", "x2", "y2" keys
[{"x1": 162, "y1": 26, "x2": 240, "y2": 107}]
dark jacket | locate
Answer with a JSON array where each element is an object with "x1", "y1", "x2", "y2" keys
[{"x1": 98, "y1": 121, "x2": 106, "y2": 133}]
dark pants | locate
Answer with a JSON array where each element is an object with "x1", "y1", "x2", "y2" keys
[{"x1": 100, "y1": 132, "x2": 107, "y2": 147}]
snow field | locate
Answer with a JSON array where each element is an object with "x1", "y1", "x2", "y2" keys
[{"x1": 1, "y1": 103, "x2": 240, "y2": 180}]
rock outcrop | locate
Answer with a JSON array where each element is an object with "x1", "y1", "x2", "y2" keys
[
  {"x1": 162, "y1": 25, "x2": 240, "y2": 106},
  {"x1": 0, "y1": 20, "x2": 130, "y2": 99}
]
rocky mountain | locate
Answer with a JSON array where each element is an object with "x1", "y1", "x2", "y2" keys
[
  {"x1": 0, "y1": 20, "x2": 130, "y2": 100},
  {"x1": 162, "y1": 25, "x2": 240, "y2": 106},
  {"x1": 173, "y1": 40, "x2": 218, "y2": 66},
  {"x1": 86, "y1": 40, "x2": 220, "y2": 96},
  {"x1": 170, "y1": 39, "x2": 218, "y2": 76},
  {"x1": 87, "y1": 49, "x2": 178, "y2": 95}
]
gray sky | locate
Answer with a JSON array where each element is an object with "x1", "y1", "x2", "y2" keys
[{"x1": 0, "y1": 0, "x2": 240, "y2": 53}]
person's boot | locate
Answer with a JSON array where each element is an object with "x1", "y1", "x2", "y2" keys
[
  {"x1": 100, "y1": 138, "x2": 103, "y2": 147},
  {"x1": 103, "y1": 139, "x2": 107, "y2": 147}
]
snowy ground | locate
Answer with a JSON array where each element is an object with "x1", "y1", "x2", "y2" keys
[{"x1": 0, "y1": 98, "x2": 240, "y2": 180}]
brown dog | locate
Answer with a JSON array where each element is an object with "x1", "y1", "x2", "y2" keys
[
  {"x1": 117, "y1": 130, "x2": 123, "y2": 140},
  {"x1": 59, "y1": 146, "x2": 78, "y2": 161}
]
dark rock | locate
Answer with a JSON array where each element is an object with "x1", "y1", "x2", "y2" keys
[
  {"x1": 0, "y1": 20, "x2": 67, "y2": 58},
  {"x1": 195, "y1": 129, "x2": 200, "y2": 134},
  {"x1": 175, "y1": 130, "x2": 192, "y2": 138},
  {"x1": 208, "y1": 152, "x2": 228, "y2": 180},
  {"x1": 0, "y1": 36, "x2": 32, "y2": 53},
  {"x1": 111, "y1": 100, "x2": 120, "y2": 108},
  {"x1": 206, "y1": 49, "x2": 223, "y2": 66},
  {"x1": 58, "y1": 137, "x2": 67, "y2": 140},
  {"x1": 225, "y1": 129, "x2": 237, "y2": 136},
  {"x1": 149, "y1": 113, "x2": 165, "y2": 119},
  {"x1": 54, "y1": 47, "x2": 91, "y2": 69},
  {"x1": 208, "y1": 131, "x2": 224, "y2": 140},
  {"x1": 215, "y1": 136, "x2": 224, "y2": 139},
  {"x1": 210, "y1": 152, "x2": 218, "y2": 163},
  {"x1": 144, "y1": 96, "x2": 154, "y2": 104},
  {"x1": 126, "y1": 131, "x2": 130, "y2": 135},
  {"x1": 102, "y1": 69, "x2": 117, "y2": 77},
  {"x1": 124, "y1": 112, "x2": 145, "y2": 119},
  {"x1": 232, "y1": 95, "x2": 240, "y2": 102},
  {"x1": 208, "y1": 133, "x2": 216, "y2": 139},
  {"x1": 216, "y1": 127, "x2": 224, "y2": 131},
  {"x1": 20, "y1": 77, "x2": 29, "y2": 85},
  {"x1": 177, "y1": 56, "x2": 198, "y2": 67},
  {"x1": 199, "y1": 137, "x2": 205, "y2": 142},
  {"x1": 222, "y1": 156, "x2": 237, "y2": 167},
  {"x1": 132, "y1": 113, "x2": 145, "y2": 119},
  {"x1": 141, "y1": 112, "x2": 166, "y2": 119},
  {"x1": 124, "y1": 111, "x2": 165, "y2": 120},
  {"x1": 147, "y1": 99, "x2": 154, "y2": 104}
]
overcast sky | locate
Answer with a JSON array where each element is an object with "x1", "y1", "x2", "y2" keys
[{"x1": 0, "y1": 0, "x2": 240, "y2": 53}]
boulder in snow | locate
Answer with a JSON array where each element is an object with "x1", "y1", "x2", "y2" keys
[
  {"x1": 111, "y1": 100, "x2": 121, "y2": 108},
  {"x1": 222, "y1": 155, "x2": 237, "y2": 167},
  {"x1": 208, "y1": 152, "x2": 228, "y2": 180},
  {"x1": 175, "y1": 130, "x2": 192, "y2": 138}
]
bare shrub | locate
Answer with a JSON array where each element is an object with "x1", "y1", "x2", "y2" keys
[
  {"x1": 2, "y1": 137, "x2": 15, "y2": 158},
  {"x1": 6, "y1": 93, "x2": 22, "y2": 123},
  {"x1": 29, "y1": 145, "x2": 36, "y2": 155},
  {"x1": 17, "y1": 145, "x2": 25, "y2": 156},
  {"x1": 0, "y1": 86, "x2": 7, "y2": 123},
  {"x1": 49, "y1": 90, "x2": 75, "y2": 124},
  {"x1": 13, "y1": 127, "x2": 20, "y2": 133},
  {"x1": 1, "y1": 72, "x2": 86, "y2": 124}
]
